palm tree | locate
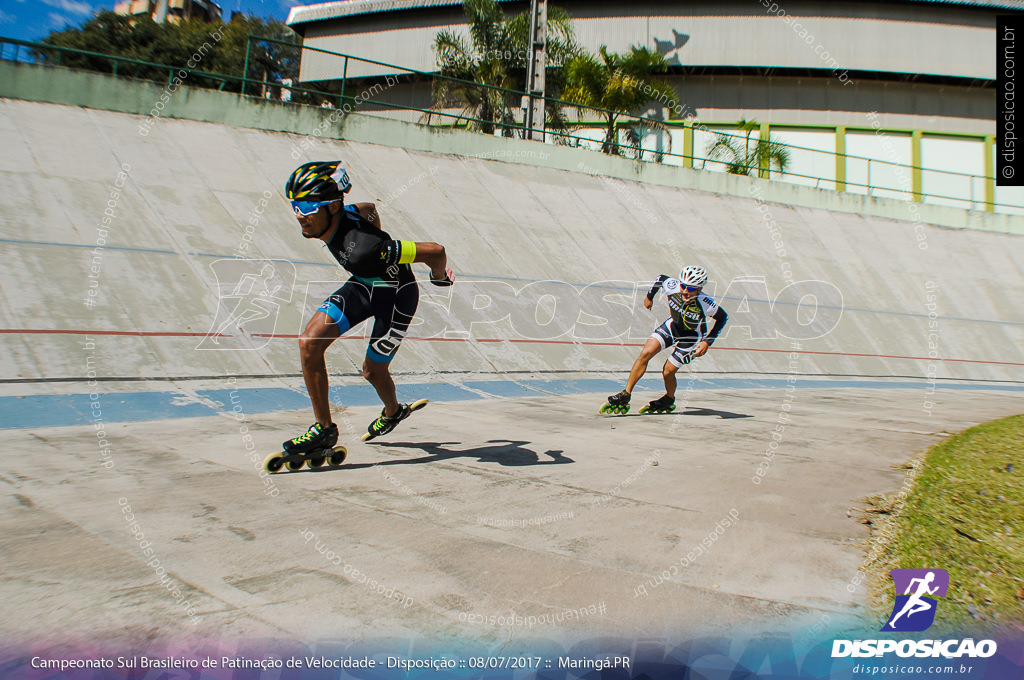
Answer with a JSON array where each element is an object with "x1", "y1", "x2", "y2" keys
[
  {"x1": 562, "y1": 45, "x2": 679, "y2": 157},
  {"x1": 431, "y1": 0, "x2": 578, "y2": 136},
  {"x1": 705, "y1": 119, "x2": 791, "y2": 177}
]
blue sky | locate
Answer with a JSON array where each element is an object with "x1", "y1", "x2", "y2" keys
[{"x1": 0, "y1": 0, "x2": 307, "y2": 44}]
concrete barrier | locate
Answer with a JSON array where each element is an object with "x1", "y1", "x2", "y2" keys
[{"x1": 0, "y1": 60, "x2": 1022, "y2": 392}]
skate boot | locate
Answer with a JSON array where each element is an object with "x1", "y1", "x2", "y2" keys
[
  {"x1": 283, "y1": 422, "x2": 338, "y2": 453},
  {"x1": 264, "y1": 422, "x2": 346, "y2": 473},
  {"x1": 600, "y1": 390, "x2": 631, "y2": 414},
  {"x1": 362, "y1": 399, "x2": 429, "y2": 442},
  {"x1": 640, "y1": 395, "x2": 676, "y2": 414}
]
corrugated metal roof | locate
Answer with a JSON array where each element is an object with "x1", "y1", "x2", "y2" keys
[
  {"x1": 287, "y1": 0, "x2": 1024, "y2": 26},
  {"x1": 287, "y1": 0, "x2": 489, "y2": 26}
]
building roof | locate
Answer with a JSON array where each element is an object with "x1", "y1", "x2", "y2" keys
[{"x1": 287, "y1": 0, "x2": 1024, "y2": 26}]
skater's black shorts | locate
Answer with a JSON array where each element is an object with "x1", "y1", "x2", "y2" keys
[
  {"x1": 316, "y1": 271, "x2": 419, "y2": 363},
  {"x1": 651, "y1": 319, "x2": 701, "y2": 368}
]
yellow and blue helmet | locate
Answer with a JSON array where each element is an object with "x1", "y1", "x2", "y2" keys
[{"x1": 285, "y1": 161, "x2": 352, "y2": 201}]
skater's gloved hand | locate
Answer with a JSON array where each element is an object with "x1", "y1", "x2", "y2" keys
[
  {"x1": 643, "y1": 296, "x2": 653, "y2": 311},
  {"x1": 693, "y1": 341, "x2": 710, "y2": 358},
  {"x1": 430, "y1": 268, "x2": 455, "y2": 287}
]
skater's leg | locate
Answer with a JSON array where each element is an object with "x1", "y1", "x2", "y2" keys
[
  {"x1": 662, "y1": 360, "x2": 679, "y2": 399},
  {"x1": 299, "y1": 311, "x2": 341, "y2": 425},
  {"x1": 625, "y1": 338, "x2": 663, "y2": 393},
  {"x1": 363, "y1": 277, "x2": 419, "y2": 419},
  {"x1": 363, "y1": 358, "x2": 400, "y2": 417}
]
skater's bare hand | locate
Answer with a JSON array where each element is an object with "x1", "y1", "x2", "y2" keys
[
  {"x1": 693, "y1": 341, "x2": 710, "y2": 357},
  {"x1": 643, "y1": 296, "x2": 653, "y2": 311}
]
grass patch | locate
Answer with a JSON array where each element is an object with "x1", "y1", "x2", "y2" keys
[{"x1": 863, "y1": 414, "x2": 1024, "y2": 633}]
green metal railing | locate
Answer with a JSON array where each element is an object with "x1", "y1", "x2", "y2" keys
[
  {"x1": 1, "y1": 36, "x2": 238, "y2": 89},
  {"x1": 2, "y1": 34, "x2": 1016, "y2": 214},
  {"x1": 245, "y1": 35, "x2": 1013, "y2": 213}
]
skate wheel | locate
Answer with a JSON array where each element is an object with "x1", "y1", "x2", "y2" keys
[
  {"x1": 263, "y1": 452, "x2": 285, "y2": 474},
  {"x1": 599, "y1": 404, "x2": 609, "y2": 413},
  {"x1": 307, "y1": 454, "x2": 326, "y2": 469},
  {"x1": 329, "y1": 446, "x2": 348, "y2": 466},
  {"x1": 409, "y1": 398, "x2": 429, "y2": 412},
  {"x1": 286, "y1": 458, "x2": 305, "y2": 472},
  {"x1": 639, "y1": 406, "x2": 650, "y2": 414},
  {"x1": 361, "y1": 432, "x2": 373, "y2": 442}
]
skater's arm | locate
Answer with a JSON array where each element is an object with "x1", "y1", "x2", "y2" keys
[
  {"x1": 380, "y1": 240, "x2": 452, "y2": 283},
  {"x1": 352, "y1": 202, "x2": 382, "y2": 229},
  {"x1": 646, "y1": 275, "x2": 670, "y2": 302},
  {"x1": 413, "y1": 242, "x2": 454, "y2": 285},
  {"x1": 694, "y1": 307, "x2": 728, "y2": 357},
  {"x1": 705, "y1": 306, "x2": 728, "y2": 345}
]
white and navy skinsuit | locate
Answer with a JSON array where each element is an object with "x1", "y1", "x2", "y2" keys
[{"x1": 647, "y1": 275, "x2": 729, "y2": 366}]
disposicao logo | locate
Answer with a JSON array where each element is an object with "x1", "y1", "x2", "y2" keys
[
  {"x1": 882, "y1": 568, "x2": 949, "y2": 632},
  {"x1": 831, "y1": 568, "x2": 998, "y2": 659}
]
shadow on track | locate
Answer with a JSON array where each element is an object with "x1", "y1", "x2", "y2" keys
[
  {"x1": 614, "y1": 407, "x2": 752, "y2": 419},
  {"x1": 346, "y1": 439, "x2": 573, "y2": 469}
]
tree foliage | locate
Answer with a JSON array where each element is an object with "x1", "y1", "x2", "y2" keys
[
  {"x1": 430, "y1": 0, "x2": 578, "y2": 136},
  {"x1": 562, "y1": 46, "x2": 678, "y2": 157},
  {"x1": 35, "y1": 11, "x2": 300, "y2": 94},
  {"x1": 705, "y1": 119, "x2": 791, "y2": 177}
]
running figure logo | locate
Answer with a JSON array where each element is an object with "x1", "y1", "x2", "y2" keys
[
  {"x1": 198, "y1": 259, "x2": 296, "y2": 350},
  {"x1": 881, "y1": 568, "x2": 949, "y2": 632}
]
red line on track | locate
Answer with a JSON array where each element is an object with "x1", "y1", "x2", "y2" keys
[{"x1": 2, "y1": 329, "x2": 1023, "y2": 367}]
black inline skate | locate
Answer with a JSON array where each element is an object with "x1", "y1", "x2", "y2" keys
[
  {"x1": 640, "y1": 395, "x2": 676, "y2": 414},
  {"x1": 264, "y1": 422, "x2": 347, "y2": 473},
  {"x1": 600, "y1": 390, "x2": 632, "y2": 414},
  {"x1": 362, "y1": 399, "x2": 429, "y2": 441}
]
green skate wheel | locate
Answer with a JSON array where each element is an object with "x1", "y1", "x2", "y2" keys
[
  {"x1": 329, "y1": 447, "x2": 348, "y2": 466},
  {"x1": 263, "y1": 452, "x2": 285, "y2": 474}
]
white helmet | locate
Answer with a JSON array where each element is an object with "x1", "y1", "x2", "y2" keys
[{"x1": 679, "y1": 265, "x2": 708, "y2": 288}]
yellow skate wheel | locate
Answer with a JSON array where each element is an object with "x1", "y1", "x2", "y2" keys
[
  {"x1": 329, "y1": 447, "x2": 348, "y2": 466},
  {"x1": 263, "y1": 452, "x2": 285, "y2": 474}
]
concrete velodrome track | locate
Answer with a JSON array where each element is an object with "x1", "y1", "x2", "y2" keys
[{"x1": 1, "y1": 91, "x2": 1023, "y2": 653}]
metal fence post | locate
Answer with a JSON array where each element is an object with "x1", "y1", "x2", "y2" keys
[
  {"x1": 340, "y1": 56, "x2": 348, "y2": 108},
  {"x1": 242, "y1": 36, "x2": 251, "y2": 97}
]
